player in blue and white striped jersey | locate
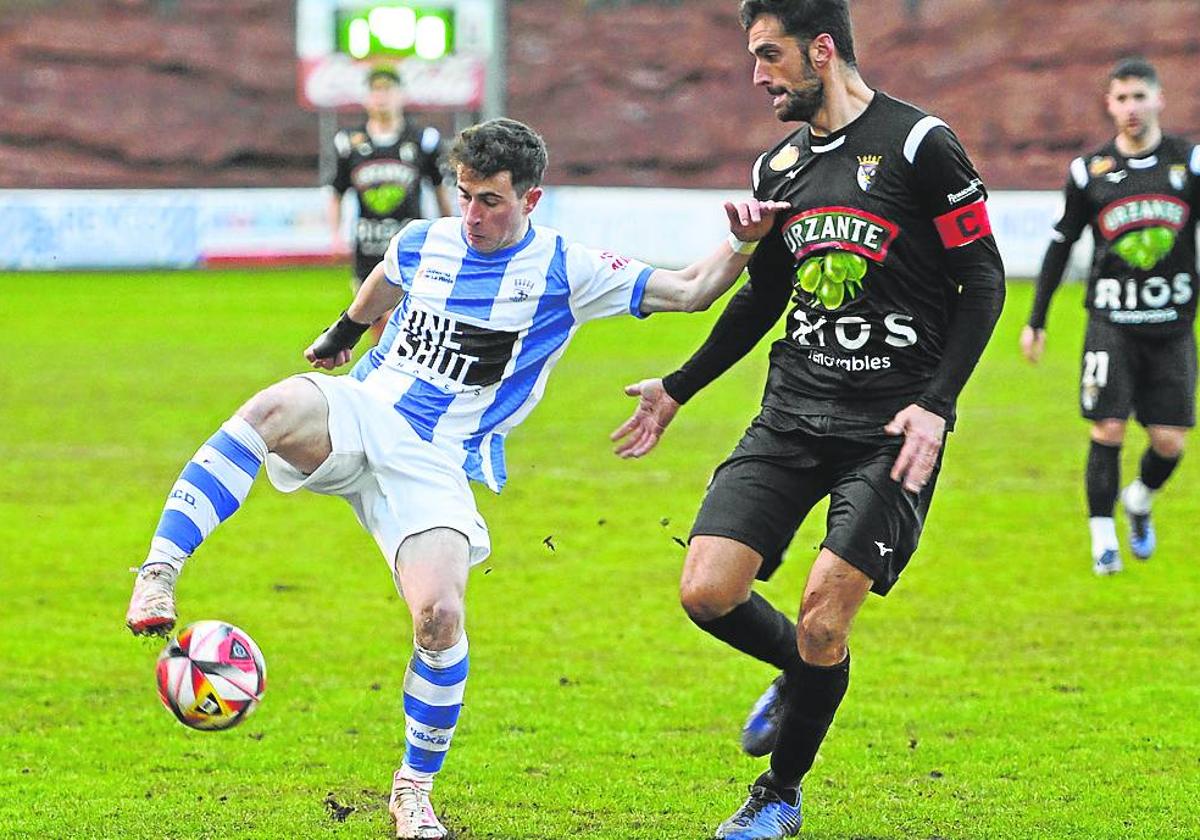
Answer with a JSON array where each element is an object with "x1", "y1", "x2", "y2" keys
[{"x1": 126, "y1": 118, "x2": 787, "y2": 839}]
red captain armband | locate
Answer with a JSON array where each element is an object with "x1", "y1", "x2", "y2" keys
[{"x1": 933, "y1": 199, "x2": 992, "y2": 249}]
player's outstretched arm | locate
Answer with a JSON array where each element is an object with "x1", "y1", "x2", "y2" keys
[
  {"x1": 1025, "y1": 161, "x2": 1089, "y2": 361},
  {"x1": 304, "y1": 261, "x2": 404, "y2": 369},
  {"x1": 611, "y1": 378, "x2": 680, "y2": 459},
  {"x1": 638, "y1": 199, "x2": 789, "y2": 314},
  {"x1": 612, "y1": 258, "x2": 793, "y2": 458}
]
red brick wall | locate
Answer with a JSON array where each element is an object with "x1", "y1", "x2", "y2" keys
[
  {"x1": 508, "y1": 0, "x2": 1200, "y2": 189},
  {"x1": 0, "y1": 0, "x2": 313, "y2": 187},
  {"x1": 3, "y1": 0, "x2": 1197, "y2": 189}
]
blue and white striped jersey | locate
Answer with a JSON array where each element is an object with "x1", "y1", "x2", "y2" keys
[{"x1": 349, "y1": 217, "x2": 655, "y2": 492}]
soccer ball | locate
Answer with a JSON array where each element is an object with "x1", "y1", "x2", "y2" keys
[{"x1": 156, "y1": 620, "x2": 267, "y2": 731}]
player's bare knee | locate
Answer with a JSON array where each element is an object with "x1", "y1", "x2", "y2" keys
[
  {"x1": 1154, "y1": 440, "x2": 1185, "y2": 459},
  {"x1": 234, "y1": 389, "x2": 285, "y2": 443},
  {"x1": 680, "y1": 580, "x2": 745, "y2": 622},
  {"x1": 237, "y1": 378, "x2": 314, "y2": 441},
  {"x1": 679, "y1": 539, "x2": 758, "y2": 621},
  {"x1": 239, "y1": 378, "x2": 331, "y2": 471},
  {"x1": 798, "y1": 607, "x2": 850, "y2": 663},
  {"x1": 1148, "y1": 427, "x2": 1186, "y2": 458},
  {"x1": 413, "y1": 598, "x2": 465, "y2": 650},
  {"x1": 1090, "y1": 419, "x2": 1126, "y2": 446},
  {"x1": 679, "y1": 563, "x2": 752, "y2": 620}
]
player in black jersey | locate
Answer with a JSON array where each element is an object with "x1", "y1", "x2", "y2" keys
[
  {"x1": 328, "y1": 65, "x2": 453, "y2": 342},
  {"x1": 1021, "y1": 59, "x2": 1199, "y2": 576},
  {"x1": 611, "y1": 2, "x2": 1004, "y2": 836}
]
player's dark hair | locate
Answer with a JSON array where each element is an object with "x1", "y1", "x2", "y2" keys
[
  {"x1": 367, "y1": 64, "x2": 401, "y2": 85},
  {"x1": 449, "y1": 118, "x2": 548, "y2": 195},
  {"x1": 1109, "y1": 57, "x2": 1159, "y2": 86},
  {"x1": 739, "y1": 0, "x2": 857, "y2": 67}
]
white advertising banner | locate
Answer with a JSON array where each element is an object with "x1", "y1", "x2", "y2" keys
[
  {"x1": 0, "y1": 189, "x2": 332, "y2": 270},
  {"x1": 0, "y1": 186, "x2": 1108, "y2": 277}
]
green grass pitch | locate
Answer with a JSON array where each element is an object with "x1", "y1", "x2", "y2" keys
[{"x1": 1, "y1": 270, "x2": 1198, "y2": 839}]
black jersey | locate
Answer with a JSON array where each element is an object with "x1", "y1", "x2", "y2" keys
[
  {"x1": 1051, "y1": 135, "x2": 1200, "y2": 333},
  {"x1": 330, "y1": 122, "x2": 445, "y2": 276},
  {"x1": 747, "y1": 92, "x2": 996, "y2": 423}
]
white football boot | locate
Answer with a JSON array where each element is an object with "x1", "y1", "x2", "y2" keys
[
  {"x1": 389, "y1": 771, "x2": 447, "y2": 839},
  {"x1": 125, "y1": 564, "x2": 178, "y2": 636}
]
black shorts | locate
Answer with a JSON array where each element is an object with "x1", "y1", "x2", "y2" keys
[
  {"x1": 1080, "y1": 318, "x2": 1197, "y2": 427},
  {"x1": 690, "y1": 416, "x2": 943, "y2": 596}
]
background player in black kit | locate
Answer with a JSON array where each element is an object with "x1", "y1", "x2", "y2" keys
[
  {"x1": 611, "y1": 1, "x2": 1005, "y2": 837},
  {"x1": 1021, "y1": 59, "x2": 1200, "y2": 576},
  {"x1": 328, "y1": 64, "x2": 453, "y2": 343}
]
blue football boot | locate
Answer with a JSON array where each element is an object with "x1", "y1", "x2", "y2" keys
[
  {"x1": 741, "y1": 673, "x2": 785, "y2": 757},
  {"x1": 1092, "y1": 547, "x2": 1123, "y2": 576},
  {"x1": 1121, "y1": 483, "x2": 1156, "y2": 560},
  {"x1": 1127, "y1": 511, "x2": 1156, "y2": 560},
  {"x1": 1121, "y1": 486, "x2": 1157, "y2": 561},
  {"x1": 714, "y1": 784, "x2": 802, "y2": 839}
]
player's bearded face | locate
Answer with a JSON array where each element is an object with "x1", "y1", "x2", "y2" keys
[
  {"x1": 748, "y1": 15, "x2": 826, "y2": 125},
  {"x1": 1106, "y1": 78, "x2": 1163, "y2": 141},
  {"x1": 773, "y1": 48, "x2": 825, "y2": 122}
]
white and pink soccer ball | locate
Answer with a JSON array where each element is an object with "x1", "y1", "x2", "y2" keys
[{"x1": 156, "y1": 620, "x2": 267, "y2": 731}]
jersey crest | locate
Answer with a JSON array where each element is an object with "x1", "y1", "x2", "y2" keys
[
  {"x1": 1170, "y1": 164, "x2": 1187, "y2": 191},
  {"x1": 856, "y1": 154, "x2": 882, "y2": 192},
  {"x1": 769, "y1": 145, "x2": 800, "y2": 172}
]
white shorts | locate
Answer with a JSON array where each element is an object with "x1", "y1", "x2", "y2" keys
[{"x1": 264, "y1": 373, "x2": 491, "y2": 570}]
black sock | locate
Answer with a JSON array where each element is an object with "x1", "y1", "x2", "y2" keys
[
  {"x1": 1140, "y1": 447, "x2": 1181, "y2": 491},
  {"x1": 753, "y1": 769, "x2": 801, "y2": 806},
  {"x1": 766, "y1": 652, "x2": 851, "y2": 790},
  {"x1": 689, "y1": 592, "x2": 801, "y2": 673},
  {"x1": 1086, "y1": 440, "x2": 1121, "y2": 517}
]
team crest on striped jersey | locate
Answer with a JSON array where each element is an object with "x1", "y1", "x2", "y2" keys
[
  {"x1": 856, "y1": 155, "x2": 882, "y2": 192},
  {"x1": 510, "y1": 277, "x2": 535, "y2": 302},
  {"x1": 1089, "y1": 156, "x2": 1116, "y2": 177}
]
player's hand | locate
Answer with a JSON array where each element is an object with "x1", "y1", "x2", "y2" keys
[
  {"x1": 611, "y1": 378, "x2": 681, "y2": 458},
  {"x1": 304, "y1": 312, "x2": 370, "y2": 369},
  {"x1": 304, "y1": 343, "x2": 353, "y2": 370},
  {"x1": 884, "y1": 404, "x2": 946, "y2": 493},
  {"x1": 724, "y1": 199, "x2": 791, "y2": 243},
  {"x1": 1019, "y1": 325, "x2": 1046, "y2": 364}
]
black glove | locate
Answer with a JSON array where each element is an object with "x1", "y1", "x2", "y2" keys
[{"x1": 310, "y1": 311, "x2": 370, "y2": 359}]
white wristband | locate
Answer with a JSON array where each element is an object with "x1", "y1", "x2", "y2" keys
[{"x1": 727, "y1": 233, "x2": 759, "y2": 255}]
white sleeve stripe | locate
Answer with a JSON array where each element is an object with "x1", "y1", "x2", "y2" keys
[
  {"x1": 333, "y1": 131, "x2": 350, "y2": 157},
  {"x1": 903, "y1": 116, "x2": 948, "y2": 164},
  {"x1": 1069, "y1": 157, "x2": 1088, "y2": 189},
  {"x1": 1190, "y1": 145, "x2": 1200, "y2": 176},
  {"x1": 420, "y1": 126, "x2": 441, "y2": 154},
  {"x1": 751, "y1": 152, "x2": 766, "y2": 192}
]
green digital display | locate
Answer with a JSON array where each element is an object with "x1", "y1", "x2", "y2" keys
[{"x1": 335, "y1": 3, "x2": 455, "y2": 60}]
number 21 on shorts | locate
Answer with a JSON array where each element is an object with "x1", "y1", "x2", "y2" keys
[{"x1": 1081, "y1": 350, "x2": 1109, "y2": 411}]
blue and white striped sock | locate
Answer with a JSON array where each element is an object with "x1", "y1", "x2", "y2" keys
[
  {"x1": 143, "y1": 416, "x2": 268, "y2": 573},
  {"x1": 400, "y1": 633, "x2": 468, "y2": 781}
]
